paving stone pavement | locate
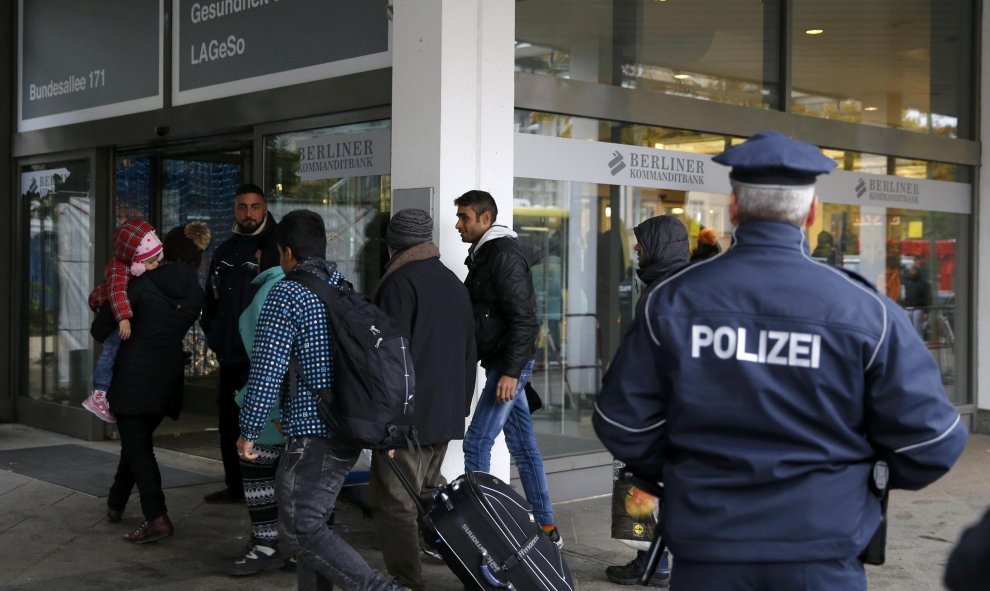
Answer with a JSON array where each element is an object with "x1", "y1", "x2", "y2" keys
[{"x1": 1, "y1": 423, "x2": 987, "y2": 590}]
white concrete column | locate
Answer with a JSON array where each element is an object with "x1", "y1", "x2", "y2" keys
[
  {"x1": 390, "y1": 0, "x2": 516, "y2": 479},
  {"x1": 978, "y1": 4, "x2": 990, "y2": 414}
]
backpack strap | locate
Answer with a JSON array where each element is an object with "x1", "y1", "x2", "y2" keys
[{"x1": 283, "y1": 270, "x2": 340, "y2": 400}]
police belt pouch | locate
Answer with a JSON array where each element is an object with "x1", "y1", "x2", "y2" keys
[{"x1": 860, "y1": 460, "x2": 890, "y2": 565}]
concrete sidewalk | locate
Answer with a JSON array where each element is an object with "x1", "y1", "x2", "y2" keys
[{"x1": 0, "y1": 422, "x2": 987, "y2": 591}]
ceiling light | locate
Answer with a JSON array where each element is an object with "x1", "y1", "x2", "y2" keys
[
  {"x1": 805, "y1": 29, "x2": 824, "y2": 35},
  {"x1": 671, "y1": 207, "x2": 684, "y2": 214},
  {"x1": 674, "y1": 73, "x2": 690, "y2": 80},
  {"x1": 864, "y1": 106, "x2": 879, "y2": 111}
]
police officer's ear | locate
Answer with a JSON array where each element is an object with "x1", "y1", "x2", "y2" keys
[
  {"x1": 803, "y1": 196, "x2": 819, "y2": 229},
  {"x1": 729, "y1": 192, "x2": 739, "y2": 226}
]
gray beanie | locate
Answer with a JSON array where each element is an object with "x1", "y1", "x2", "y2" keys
[{"x1": 387, "y1": 208, "x2": 433, "y2": 250}]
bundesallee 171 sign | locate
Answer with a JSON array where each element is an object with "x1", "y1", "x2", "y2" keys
[{"x1": 18, "y1": 0, "x2": 163, "y2": 132}]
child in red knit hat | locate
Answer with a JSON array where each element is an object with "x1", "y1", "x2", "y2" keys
[{"x1": 82, "y1": 219, "x2": 163, "y2": 423}]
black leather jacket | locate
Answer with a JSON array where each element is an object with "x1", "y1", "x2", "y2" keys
[{"x1": 464, "y1": 234, "x2": 539, "y2": 378}]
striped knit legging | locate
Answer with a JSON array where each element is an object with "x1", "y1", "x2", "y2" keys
[{"x1": 240, "y1": 443, "x2": 283, "y2": 543}]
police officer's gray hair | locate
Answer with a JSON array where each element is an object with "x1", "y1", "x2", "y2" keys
[{"x1": 731, "y1": 181, "x2": 815, "y2": 226}]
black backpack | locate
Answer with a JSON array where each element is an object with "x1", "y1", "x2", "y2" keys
[{"x1": 285, "y1": 269, "x2": 418, "y2": 450}]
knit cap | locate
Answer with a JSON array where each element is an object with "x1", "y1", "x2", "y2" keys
[
  {"x1": 130, "y1": 231, "x2": 163, "y2": 276},
  {"x1": 386, "y1": 208, "x2": 434, "y2": 251},
  {"x1": 163, "y1": 221, "x2": 212, "y2": 267}
]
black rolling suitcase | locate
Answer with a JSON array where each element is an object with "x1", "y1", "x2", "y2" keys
[{"x1": 384, "y1": 454, "x2": 575, "y2": 591}]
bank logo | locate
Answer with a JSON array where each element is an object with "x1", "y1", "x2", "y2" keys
[
  {"x1": 855, "y1": 178, "x2": 867, "y2": 198},
  {"x1": 608, "y1": 151, "x2": 626, "y2": 176}
]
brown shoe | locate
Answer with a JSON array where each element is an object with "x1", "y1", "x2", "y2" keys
[
  {"x1": 124, "y1": 514, "x2": 174, "y2": 544},
  {"x1": 106, "y1": 508, "x2": 123, "y2": 523}
]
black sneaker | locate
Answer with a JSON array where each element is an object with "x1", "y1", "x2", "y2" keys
[
  {"x1": 544, "y1": 527, "x2": 564, "y2": 550},
  {"x1": 204, "y1": 488, "x2": 245, "y2": 504},
  {"x1": 604, "y1": 550, "x2": 670, "y2": 587},
  {"x1": 227, "y1": 540, "x2": 283, "y2": 576}
]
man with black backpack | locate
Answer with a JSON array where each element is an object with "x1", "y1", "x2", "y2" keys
[{"x1": 237, "y1": 210, "x2": 406, "y2": 591}]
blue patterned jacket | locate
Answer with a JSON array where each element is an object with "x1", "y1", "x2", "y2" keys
[{"x1": 239, "y1": 264, "x2": 345, "y2": 442}]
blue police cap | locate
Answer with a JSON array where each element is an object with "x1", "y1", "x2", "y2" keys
[{"x1": 713, "y1": 131, "x2": 837, "y2": 186}]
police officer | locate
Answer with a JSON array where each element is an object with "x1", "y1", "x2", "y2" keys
[{"x1": 593, "y1": 131, "x2": 968, "y2": 591}]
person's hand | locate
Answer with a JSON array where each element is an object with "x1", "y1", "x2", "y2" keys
[
  {"x1": 237, "y1": 436, "x2": 258, "y2": 461},
  {"x1": 496, "y1": 376, "x2": 519, "y2": 403},
  {"x1": 118, "y1": 319, "x2": 131, "y2": 340}
]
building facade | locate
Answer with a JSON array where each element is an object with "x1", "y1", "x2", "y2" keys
[{"x1": 1, "y1": 0, "x2": 985, "y2": 496}]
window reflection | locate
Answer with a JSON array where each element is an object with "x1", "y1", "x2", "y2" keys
[
  {"x1": 516, "y1": 0, "x2": 780, "y2": 109},
  {"x1": 24, "y1": 159, "x2": 92, "y2": 404},
  {"x1": 809, "y1": 203, "x2": 966, "y2": 404},
  {"x1": 791, "y1": 0, "x2": 972, "y2": 138},
  {"x1": 264, "y1": 120, "x2": 391, "y2": 295}
]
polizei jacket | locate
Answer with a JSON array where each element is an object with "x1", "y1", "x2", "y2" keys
[
  {"x1": 464, "y1": 226, "x2": 539, "y2": 378},
  {"x1": 593, "y1": 219, "x2": 967, "y2": 564}
]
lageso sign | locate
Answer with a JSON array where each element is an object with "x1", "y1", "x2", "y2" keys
[
  {"x1": 18, "y1": 0, "x2": 163, "y2": 132},
  {"x1": 173, "y1": 0, "x2": 390, "y2": 105}
]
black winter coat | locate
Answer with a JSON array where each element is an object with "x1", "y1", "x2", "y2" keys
[
  {"x1": 375, "y1": 257, "x2": 477, "y2": 445},
  {"x1": 108, "y1": 263, "x2": 204, "y2": 420},
  {"x1": 200, "y1": 212, "x2": 278, "y2": 363},
  {"x1": 464, "y1": 236, "x2": 539, "y2": 378}
]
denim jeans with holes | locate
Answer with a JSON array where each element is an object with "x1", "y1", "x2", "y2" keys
[
  {"x1": 277, "y1": 436, "x2": 394, "y2": 591},
  {"x1": 462, "y1": 359, "x2": 555, "y2": 526}
]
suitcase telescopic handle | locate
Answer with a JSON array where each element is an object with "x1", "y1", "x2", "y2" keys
[{"x1": 383, "y1": 452, "x2": 428, "y2": 515}]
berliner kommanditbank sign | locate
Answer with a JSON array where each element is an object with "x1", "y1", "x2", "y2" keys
[
  {"x1": 173, "y1": 0, "x2": 389, "y2": 105},
  {"x1": 18, "y1": 0, "x2": 164, "y2": 132}
]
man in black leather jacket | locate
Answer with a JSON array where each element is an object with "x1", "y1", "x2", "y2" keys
[
  {"x1": 454, "y1": 189, "x2": 562, "y2": 548},
  {"x1": 200, "y1": 183, "x2": 279, "y2": 504}
]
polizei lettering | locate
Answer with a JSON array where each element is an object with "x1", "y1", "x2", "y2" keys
[
  {"x1": 191, "y1": 35, "x2": 246, "y2": 64},
  {"x1": 691, "y1": 325, "x2": 821, "y2": 368}
]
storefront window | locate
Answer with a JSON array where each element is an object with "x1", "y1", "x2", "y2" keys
[
  {"x1": 516, "y1": 0, "x2": 780, "y2": 109},
  {"x1": 263, "y1": 120, "x2": 391, "y2": 294},
  {"x1": 23, "y1": 159, "x2": 93, "y2": 405},
  {"x1": 791, "y1": 0, "x2": 974, "y2": 138}
]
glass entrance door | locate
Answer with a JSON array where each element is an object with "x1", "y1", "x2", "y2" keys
[
  {"x1": 113, "y1": 149, "x2": 247, "y2": 450},
  {"x1": 24, "y1": 159, "x2": 94, "y2": 408}
]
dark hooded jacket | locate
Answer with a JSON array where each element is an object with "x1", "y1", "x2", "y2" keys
[
  {"x1": 633, "y1": 215, "x2": 690, "y2": 314},
  {"x1": 200, "y1": 211, "x2": 278, "y2": 363},
  {"x1": 108, "y1": 262, "x2": 204, "y2": 419}
]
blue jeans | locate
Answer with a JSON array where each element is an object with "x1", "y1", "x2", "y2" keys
[
  {"x1": 277, "y1": 436, "x2": 393, "y2": 591},
  {"x1": 92, "y1": 332, "x2": 121, "y2": 392},
  {"x1": 463, "y1": 359, "x2": 555, "y2": 526}
]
